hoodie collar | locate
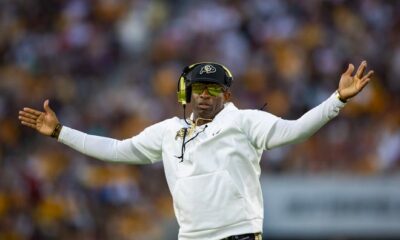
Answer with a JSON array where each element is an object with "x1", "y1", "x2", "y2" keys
[{"x1": 188, "y1": 102, "x2": 237, "y2": 124}]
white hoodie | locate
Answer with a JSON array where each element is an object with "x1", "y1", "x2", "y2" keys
[{"x1": 58, "y1": 92, "x2": 345, "y2": 240}]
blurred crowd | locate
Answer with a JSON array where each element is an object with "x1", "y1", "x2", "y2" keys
[{"x1": 1, "y1": 0, "x2": 399, "y2": 239}]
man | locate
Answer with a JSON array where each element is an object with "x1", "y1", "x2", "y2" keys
[{"x1": 19, "y1": 61, "x2": 373, "y2": 240}]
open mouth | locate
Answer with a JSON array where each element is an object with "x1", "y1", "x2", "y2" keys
[{"x1": 198, "y1": 103, "x2": 211, "y2": 110}]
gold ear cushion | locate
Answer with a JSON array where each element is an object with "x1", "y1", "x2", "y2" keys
[
  {"x1": 177, "y1": 77, "x2": 187, "y2": 104},
  {"x1": 178, "y1": 77, "x2": 186, "y2": 93}
]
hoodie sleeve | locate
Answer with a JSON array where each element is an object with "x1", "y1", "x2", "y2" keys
[
  {"x1": 58, "y1": 119, "x2": 171, "y2": 164},
  {"x1": 265, "y1": 92, "x2": 346, "y2": 149}
]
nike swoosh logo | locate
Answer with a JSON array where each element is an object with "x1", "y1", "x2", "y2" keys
[{"x1": 212, "y1": 130, "x2": 221, "y2": 136}]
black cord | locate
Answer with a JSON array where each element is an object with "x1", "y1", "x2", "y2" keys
[
  {"x1": 175, "y1": 128, "x2": 188, "y2": 162},
  {"x1": 183, "y1": 104, "x2": 190, "y2": 125},
  {"x1": 175, "y1": 125, "x2": 208, "y2": 162},
  {"x1": 259, "y1": 102, "x2": 268, "y2": 111},
  {"x1": 184, "y1": 125, "x2": 207, "y2": 147}
]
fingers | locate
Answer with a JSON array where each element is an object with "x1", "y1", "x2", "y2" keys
[
  {"x1": 359, "y1": 77, "x2": 371, "y2": 91},
  {"x1": 343, "y1": 64, "x2": 354, "y2": 76},
  {"x1": 19, "y1": 110, "x2": 38, "y2": 128},
  {"x1": 19, "y1": 110, "x2": 38, "y2": 119},
  {"x1": 362, "y1": 70, "x2": 374, "y2": 81},
  {"x1": 23, "y1": 107, "x2": 42, "y2": 116},
  {"x1": 19, "y1": 115, "x2": 37, "y2": 124},
  {"x1": 355, "y1": 60, "x2": 367, "y2": 78},
  {"x1": 19, "y1": 108, "x2": 42, "y2": 129},
  {"x1": 21, "y1": 121, "x2": 37, "y2": 129}
]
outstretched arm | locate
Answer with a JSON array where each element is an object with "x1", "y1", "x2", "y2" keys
[
  {"x1": 18, "y1": 100, "x2": 163, "y2": 164},
  {"x1": 266, "y1": 94, "x2": 344, "y2": 149},
  {"x1": 266, "y1": 61, "x2": 374, "y2": 149}
]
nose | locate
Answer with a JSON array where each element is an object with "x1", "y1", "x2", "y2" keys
[{"x1": 199, "y1": 89, "x2": 211, "y2": 98}]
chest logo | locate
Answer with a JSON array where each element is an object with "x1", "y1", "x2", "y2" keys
[{"x1": 175, "y1": 127, "x2": 195, "y2": 140}]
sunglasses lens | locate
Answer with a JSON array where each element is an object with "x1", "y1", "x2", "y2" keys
[
  {"x1": 207, "y1": 87, "x2": 223, "y2": 96},
  {"x1": 191, "y1": 84, "x2": 224, "y2": 96},
  {"x1": 192, "y1": 84, "x2": 205, "y2": 94}
]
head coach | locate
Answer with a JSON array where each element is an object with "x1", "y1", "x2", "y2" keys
[{"x1": 19, "y1": 61, "x2": 373, "y2": 240}]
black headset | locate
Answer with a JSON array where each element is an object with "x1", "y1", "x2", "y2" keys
[{"x1": 177, "y1": 62, "x2": 233, "y2": 105}]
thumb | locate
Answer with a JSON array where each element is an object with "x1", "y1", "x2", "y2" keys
[
  {"x1": 343, "y1": 64, "x2": 354, "y2": 76},
  {"x1": 43, "y1": 99, "x2": 55, "y2": 115}
]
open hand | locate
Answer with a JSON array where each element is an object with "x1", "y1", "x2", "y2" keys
[
  {"x1": 338, "y1": 61, "x2": 374, "y2": 101},
  {"x1": 18, "y1": 99, "x2": 59, "y2": 136}
]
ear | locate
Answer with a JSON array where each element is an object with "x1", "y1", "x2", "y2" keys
[{"x1": 223, "y1": 91, "x2": 231, "y2": 102}]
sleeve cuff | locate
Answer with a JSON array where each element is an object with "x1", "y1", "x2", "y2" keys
[
  {"x1": 331, "y1": 91, "x2": 347, "y2": 108},
  {"x1": 57, "y1": 125, "x2": 69, "y2": 142}
]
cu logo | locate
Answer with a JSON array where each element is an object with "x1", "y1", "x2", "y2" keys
[{"x1": 200, "y1": 65, "x2": 216, "y2": 74}]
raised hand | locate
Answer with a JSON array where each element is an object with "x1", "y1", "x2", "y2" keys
[
  {"x1": 18, "y1": 99, "x2": 60, "y2": 136},
  {"x1": 338, "y1": 61, "x2": 374, "y2": 101}
]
